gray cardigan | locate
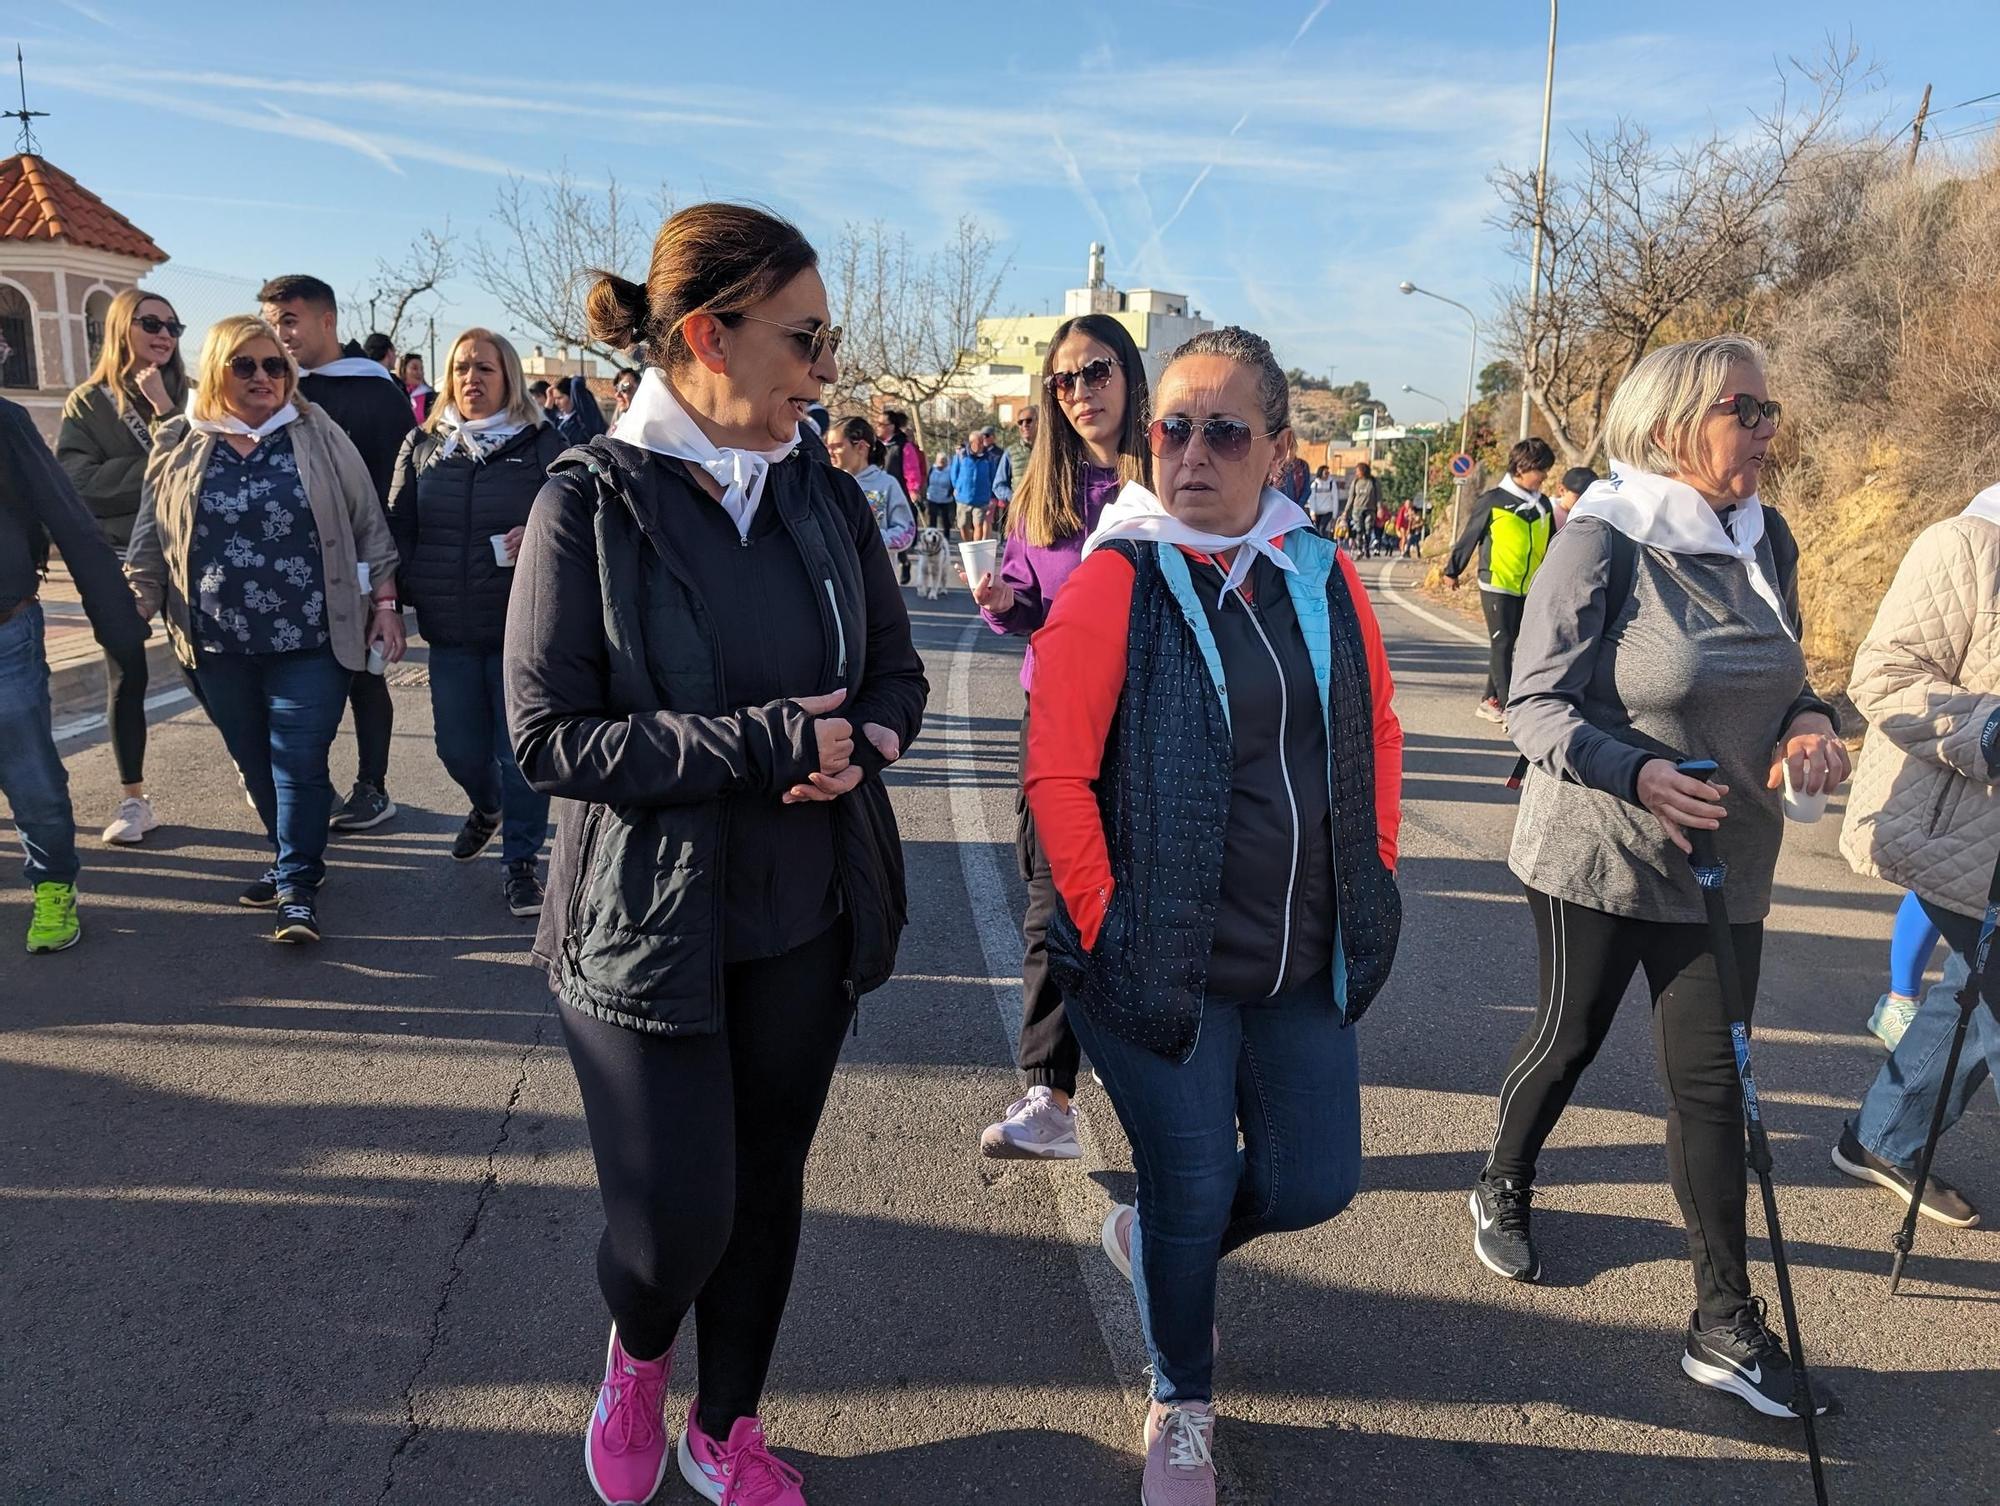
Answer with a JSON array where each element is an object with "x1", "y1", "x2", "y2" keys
[{"x1": 1506, "y1": 512, "x2": 1832, "y2": 924}]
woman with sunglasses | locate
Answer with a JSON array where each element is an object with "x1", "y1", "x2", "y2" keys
[
  {"x1": 1028, "y1": 326, "x2": 1402, "y2": 1503},
  {"x1": 127, "y1": 316, "x2": 402, "y2": 944},
  {"x1": 1478, "y1": 335, "x2": 1847, "y2": 1420},
  {"x1": 58, "y1": 289, "x2": 189, "y2": 846},
  {"x1": 973, "y1": 313, "x2": 1150, "y2": 1161},
  {"x1": 505, "y1": 202, "x2": 925, "y2": 1506}
]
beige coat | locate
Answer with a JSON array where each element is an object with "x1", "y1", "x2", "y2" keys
[
  {"x1": 127, "y1": 401, "x2": 398, "y2": 674},
  {"x1": 1840, "y1": 512, "x2": 2000, "y2": 919}
]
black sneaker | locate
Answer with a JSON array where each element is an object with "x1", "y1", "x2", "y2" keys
[
  {"x1": 1832, "y1": 1123, "x2": 1980, "y2": 1228},
  {"x1": 504, "y1": 860, "x2": 543, "y2": 918},
  {"x1": 238, "y1": 867, "x2": 282, "y2": 908},
  {"x1": 273, "y1": 893, "x2": 321, "y2": 944},
  {"x1": 1469, "y1": 1175, "x2": 1541, "y2": 1282},
  {"x1": 1682, "y1": 1299, "x2": 1838, "y2": 1419},
  {"x1": 451, "y1": 808, "x2": 502, "y2": 863},
  {"x1": 330, "y1": 781, "x2": 397, "y2": 832}
]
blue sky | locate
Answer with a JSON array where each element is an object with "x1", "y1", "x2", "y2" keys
[{"x1": 12, "y1": 0, "x2": 1998, "y2": 412}]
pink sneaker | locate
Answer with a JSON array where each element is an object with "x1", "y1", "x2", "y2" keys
[
  {"x1": 1142, "y1": 1402, "x2": 1217, "y2": 1506},
  {"x1": 677, "y1": 1402, "x2": 807, "y2": 1505},
  {"x1": 584, "y1": 1328, "x2": 673, "y2": 1506}
]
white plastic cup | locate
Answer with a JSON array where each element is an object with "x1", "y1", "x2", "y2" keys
[
  {"x1": 958, "y1": 538, "x2": 998, "y2": 587},
  {"x1": 491, "y1": 533, "x2": 515, "y2": 567},
  {"x1": 366, "y1": 641, "x2": 387, "y2": 677},
  {"x1": 1782, "y1": 761, "x2": 1828, "y2": 824}
]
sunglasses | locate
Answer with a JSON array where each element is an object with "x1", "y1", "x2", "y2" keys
[
  {"x1": 1045, "y1": 356, "x2": 1118, "y2": 400},
  {"x1": 736, "y1": 313, "x2": 842, "y2": 366},
  {"x1": 1714, "y1": 393, "x2": 1782, "y2": 430},
  {"x1": 229, "y1": 355, "x2": 291, "y2": 380},
  {"x1": 1147, "y1": 416, "x2": 1279, "y2": 463},
  {"x1": 134, "y1": 314, "x2": 187, "y2": 338}
]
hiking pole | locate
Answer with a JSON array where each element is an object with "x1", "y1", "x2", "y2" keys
[
  {"x1": 1886, "y1": 850, "x2": 2000, "y2": 1294},
  {"x1": 1678, "y1": 760, "x2": 1829, "y2": 1504}
]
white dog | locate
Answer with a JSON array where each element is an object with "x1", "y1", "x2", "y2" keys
[{"x1": 912, "y1": 527, "x2": 951, "y2": 599}]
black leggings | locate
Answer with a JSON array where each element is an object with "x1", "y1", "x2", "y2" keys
[
  {"x1": 105, "y1": 643, "x2": 148, "y2": 787},
  {"x1": 1014, "y1": 704, "x2": 1079, "y2": 1097},
  {"x1": 345, "y1": 670, "x2": 393, "y2": 788},
  {"x1": 560, "y1": 919, "x2": 854, "y2": 1437},
  {"x1": 1480, "y1": 589, "x2": 1526, "y2": 705},
  {"x1": 1487, "y1": 885, "x2": 1764, "y2": 1326}
]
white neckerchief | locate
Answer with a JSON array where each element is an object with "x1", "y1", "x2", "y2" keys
[
  {"x1": 184, "y1": 395, "x2": 300, "y2": 443},
  {"x1": 1498, "y1": 472, "x2": 1548, "y2": 511},
  {"x1": 1569, "y1": 460, "x2": 1791, "y2": 638},
  {"x1": 303, "y1": 355, "x2": 399, "y2": 382},
  {"x1": 1962, "y1": 481, "x2": 2000, "y2": 528},
  {"x1": 614, "y1": 367, "x2": 800, "y2": 539},
  {"x1": 1083, "y1": 482, "x2": 1312, "y2": 595},
  {"x1": 435, "y1": 403, "x2": 530, "y2": 462}
]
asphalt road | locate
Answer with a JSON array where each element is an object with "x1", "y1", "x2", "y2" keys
[{"x1": 2, "y1": 563, "x2": 1994, "y2": 1505}]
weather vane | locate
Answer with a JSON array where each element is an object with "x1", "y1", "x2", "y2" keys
[{"x1": 7, "y1": 47, "x2": 48, "y2": 155}]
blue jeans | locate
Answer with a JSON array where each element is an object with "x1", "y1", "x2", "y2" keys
[
  {"x1": 193, "y1": 646, "x2": 350, "y2": 894},
  {"x1": 0, "y1": 604, "x2": 78, "y2": 887},
  {"x1": 1067, "y1": 972, "x2": 1362, "y2": 1404},
  {"x1": 1856, "y1": 901, "x2": 2000, "y2": 1167},
  {"x1": 426, "y1": 644, "x2": 549, "y2": 865}
]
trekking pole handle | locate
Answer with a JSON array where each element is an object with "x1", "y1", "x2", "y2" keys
[{"x1": 1675, "y1": 760, "x2": 1725, "y2": 876}]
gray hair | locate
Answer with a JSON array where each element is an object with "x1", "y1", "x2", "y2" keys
[
  {"x1": 1165, "y1": 325, "x2": 1289, "y2": 432},
  {"x1": 1602, "y1": 334, "x2": 1769, "y2": 473}
]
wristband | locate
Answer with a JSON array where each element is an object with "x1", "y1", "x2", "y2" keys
[{"x1": 372, "y1": 600, "x2": 399, "y2": 614}]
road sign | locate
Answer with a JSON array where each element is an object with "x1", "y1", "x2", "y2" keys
[{"x1": 1449, "y1": 453, "x2": 1475, "y2": 478}]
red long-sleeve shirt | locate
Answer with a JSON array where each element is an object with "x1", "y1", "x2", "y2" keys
[{"x1": 1025, "y1": 545, "x2": 1402, "y2": 950}]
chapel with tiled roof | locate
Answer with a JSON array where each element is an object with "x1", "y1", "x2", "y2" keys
[{"x1": 0, "y1": 150, "x2": 169, "y2": 440}]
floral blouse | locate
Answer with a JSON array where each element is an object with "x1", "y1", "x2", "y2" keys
[{"x1": 187, "y1": 430, "x2": 331, "y2": 656}]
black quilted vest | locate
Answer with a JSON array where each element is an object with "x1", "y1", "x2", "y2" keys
[{"x1": 1046, "y1": 538, "x2": 1401, "y2": 1062}]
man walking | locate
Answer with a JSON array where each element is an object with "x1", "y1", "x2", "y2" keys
[
  {"x1": 950, "y1": 429, "x2": 1001, "y2": 543},
  {"x1": 259, "y1": 274, "x2": 416, "y2": 830},
  {"x1": 1444, "y1": 438, "x2": 1556, "y2": 723},
  {"x1": 0, "y1": 391, "x2": 150, "y2": 952}
]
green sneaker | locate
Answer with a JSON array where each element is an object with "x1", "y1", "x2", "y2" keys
[{"x1": 26, "y1": 881, "x2": 80, "y2": 954}]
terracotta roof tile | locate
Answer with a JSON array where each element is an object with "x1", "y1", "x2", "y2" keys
[{"x1": 0, "y1": 153, "x2": 166, "y2": 262}]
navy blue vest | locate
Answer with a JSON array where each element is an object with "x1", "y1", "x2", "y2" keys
[{"x1": 1046, "y1": 536, "x2": 1401, "y2": 1061}]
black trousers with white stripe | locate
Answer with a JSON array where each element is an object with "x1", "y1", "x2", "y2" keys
[{"x1": 1487, "y1": 885, "x2": 1765, "y2": 1326}]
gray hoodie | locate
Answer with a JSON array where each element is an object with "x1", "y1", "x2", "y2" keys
[{"x1": 1506, "y1": 512, "x2": 1831, "y2": 924}]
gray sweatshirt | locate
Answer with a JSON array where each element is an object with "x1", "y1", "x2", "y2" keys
[{"x1": 1506, "y1": 513, "x2": 1831, "y2": 924}]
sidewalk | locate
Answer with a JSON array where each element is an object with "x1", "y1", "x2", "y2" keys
[{"x1": 38, "y1": 559, "x2": 183, "y2": 721}]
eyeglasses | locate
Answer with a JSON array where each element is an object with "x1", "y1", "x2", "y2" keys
[
  {"x1": 1045, "y1": 357, "x2": 1117, "y2": 400},
  {"x1": 229, "y1": 355, "x2": 291, "y2": 380},
  {"x1": 134, "y1": 314, "x2": 187, "y2": 338},
  {"x1": 1713, "y1": 393, "x2": 1782, "y2": 430},
  {"x1": 1147, "y1": 416, "x2": 1279, "y2": 463},
  {"x1": 735, "y1": 314, "x2": 842, "y2": 366}
]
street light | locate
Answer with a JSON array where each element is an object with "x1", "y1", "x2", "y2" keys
[
  {"x1": 1522, "y1": 0, "x2": 1559, "y2": 440},
  {"x1": 1400, "y1": 384, "x2": 1447, "y2": 518},
  {"x1": 1398, "y1": 282, "x2": 1477, "y2": 465}
]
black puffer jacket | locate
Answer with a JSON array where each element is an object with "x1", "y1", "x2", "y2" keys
[
  {"x1": 387, "y1": 422, "x2": 563, "y2": 649},
  {"x1": 505, "y1": 436, "x2": 929, "y2": 1034}
]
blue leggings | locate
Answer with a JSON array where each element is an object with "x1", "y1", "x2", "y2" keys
[{"x1": 1889, "y1": 890, "x2": 1943, "y2": 999}]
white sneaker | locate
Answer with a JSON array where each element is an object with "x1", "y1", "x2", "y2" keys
[
  {"x1": 101, "y1": 795, "x2": 160, "y2": 845},
  {"x1": 979, "y1": 1085, "x2": 1081, "y2": 1159}
]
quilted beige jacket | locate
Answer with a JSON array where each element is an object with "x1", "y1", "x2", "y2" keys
[{"x1": 1840, "y1": 511, "x2": 2000, "y2": 919}]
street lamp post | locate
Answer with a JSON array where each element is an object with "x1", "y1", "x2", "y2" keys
[
  {"x1": 1400, "y1": 383, "x2": 1448, "y2": 517},
  {"x1": 1397, "y1": 281, "x2": 1477, "y2": 462},
  {"x1": 1521, "y1": 0, "x2": 1559, "y2": 441}
]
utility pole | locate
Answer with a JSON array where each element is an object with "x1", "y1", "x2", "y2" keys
[
  {"x1": 1906, "y1": 83, "x2": 1932, "y2": 172},
  {"x1": 1520, "y1": 0, "x2": 1558, "y2": 440}
]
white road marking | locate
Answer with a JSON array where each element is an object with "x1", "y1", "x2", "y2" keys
[
  {"x1": 53, "y1": 687, "x2": 193, "y2": 744},
  {"x1": 943, "y1": 618, "x2": 1150, "y2": 1404},
  {"x1": 1374, "y1": 561, "x2": 1485, "y2": 645}
]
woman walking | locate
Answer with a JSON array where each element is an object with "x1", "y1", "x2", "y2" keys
[
  {"x1": 1478, "y1": 335, "x2": 1848, "y2": 1418},
  {"x1": 827, "y1": 415, "x2": 916, "y2": 559},
  {"x1": 1831, "y1": 481, "x2": 2000, "y2": 1230},
  {"x1": 387, "y1": 328, "x2": 560, "y2": 917},
  {"x1": 1028, "y1": 326, "x2": 1402, "y2": 1502},
  {"x1": 127, "y1": 316, "x2": 403, "y2": 944},
  {"x1": 57, "y1": 288, "x2": 188, "y2": 845},
  {"x1": 506, "y1": 202, "x2": 926, "y2": 1506},
  {"x1": 973, "y1": 312, "x2": 1151, "y2": 1160}
]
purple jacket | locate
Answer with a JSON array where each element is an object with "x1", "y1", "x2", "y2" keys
[{"x1": 982, "y1": 463, "x2": 1122, "y2": 690}]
